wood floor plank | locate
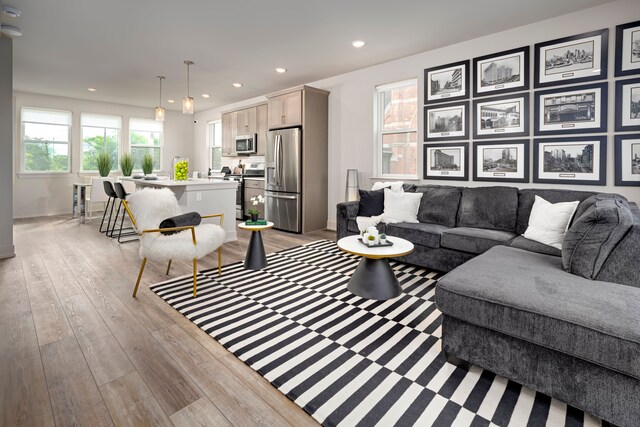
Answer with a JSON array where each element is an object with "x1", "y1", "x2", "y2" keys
[
  {"x1": 37, "y1": 239, "x2": 85, "y2": 299},
  {"x1": 169, "y1": 397, "x2": 232, "y2": 427},
  {"x1": 62, "y1": 293, "x2": 136, "y2": 385},
  {"x1": 99, "y1": 371, "x2": 172, "y2": 427},
  {"x1": 40, "y1": 337, "x2": 113, "y2": 427},
  {"x1": 0, "y1": 265, "x2": 56, "y2": 427},
  {"x1": 153, "y1": 324, "x2": 293, "y2": 427}
]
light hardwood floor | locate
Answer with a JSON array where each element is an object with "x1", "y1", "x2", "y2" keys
[{"x1": 1, "y1": 214, "x2": 334, "y2": 426}]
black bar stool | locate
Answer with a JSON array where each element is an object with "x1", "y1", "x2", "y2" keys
[
  {"x1": 111, "y1": 182, "x2": 138, "y2": 243},
  {"x1": 100, "y1": 181, "x2": 117, "y2": 234}
]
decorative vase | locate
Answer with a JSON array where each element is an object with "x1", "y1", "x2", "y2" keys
[
  {"x1": 380, "y1": 238, "x2": 387, "y2": 245},
  {"x1": 250, "y1": 213, "x2": 258, "y2": 222},
  {"x1": 173, "y1": 157, "x2": 189, "y2": 181}
]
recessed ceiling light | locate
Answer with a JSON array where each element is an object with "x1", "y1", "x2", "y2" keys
[
  {"x1": 351, "y1": 40, "x2": 366, "y2": 48},
  {"x1": 87, "y1": 87, "x2": 97, "y2": 92},
  {"x1": 233, "y1": 83, "x2": 243, "y2": 88},
  {"x1": 1, "y1": 6, "x2": 21, "y2": 18},
  {"x1": 275, "y1": 68, "x2": 287, "y2": 74},
  {"x1": 167, "y1": 99, "x2": 175, "y2": 103},
  {"x1": 0, "y1": 24, "x2": 22, "y2": 37},
  {"x1": 201, "y1": 93, "x2": 211, "y2": 98}
]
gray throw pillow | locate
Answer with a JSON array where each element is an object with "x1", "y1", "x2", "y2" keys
[{"x1": 562, "y1": 195, "x2": 633, "y2": 279}]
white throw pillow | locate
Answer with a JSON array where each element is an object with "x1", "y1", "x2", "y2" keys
[
  {"x1": 523, "y1": 195, "x2": 579, "y2": 249},
  {"x1": 372, "y1": 181, "x2": 404, "y2": 193},
  {"x1": 382, "y1": 188, "x2": 422, "y2": 223}
]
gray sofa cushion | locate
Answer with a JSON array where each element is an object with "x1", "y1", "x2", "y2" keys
[
  {"x1": 412, "y1": 185, "x2": 462, "y2": 227},
  {"x1": 516, "y1": 188, "x2": 596, "y2": 235},
  {"x1": 509, "y1": 235, "x2": 561, "y2": 257},
  {"x1": 385, "y1": 222, "x2": 450, "y2": 248},
  {"x1": 436, "y1": 245, "x2": 640, "y2": 381},
  {"x1": 457, "y1": 186, "x2": 518, "y2": 232},
  {"x1": 441, "y1": 227, "x2": 516, "y2": 254},
  {"x1": 562, "y1": 194, "x2": 634, "y2": 280}
]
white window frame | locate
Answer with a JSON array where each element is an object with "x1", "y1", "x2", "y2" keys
[
  {"x1": 373, "y1": 78, "x2": 418, "y2": 179},
  {"x1": 80, "y1": 113, "x2": 122, "y2": 173},
  {"x1": 129, "y1": 118, "x2": 164, "y2": 172},
  {"x1": 20, "y1": 107, "x2": 72, "y2": 175},
  {"x1": 207, "y1": 120, "x2": 222, "y2": 172}
]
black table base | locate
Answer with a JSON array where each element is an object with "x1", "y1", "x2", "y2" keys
[
  {"x1": 244, "y1": 230, "x2": 267, "y2": 270},
  {"x1": 347, "y1": 257, "x2": 402, "y2": 300}
]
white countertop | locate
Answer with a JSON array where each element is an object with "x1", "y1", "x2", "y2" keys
[{"x1": 122, "y1": 177, "x2": 238, "y2": 189}]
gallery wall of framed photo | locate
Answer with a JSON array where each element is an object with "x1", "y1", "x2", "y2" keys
[{"x1": 422, "y1": 17, "x2": 640, "y2": 189}]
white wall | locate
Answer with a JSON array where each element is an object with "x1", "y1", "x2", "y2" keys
[
  {"x1": 13, "y1": 92, "x2": 194, "y2": 218},
  {"x1": 194, "y1": 0, "x2": 640, "y2": 230},
  {"x1": 0, "y1": 36, "x2": 14, "y2": 258}
]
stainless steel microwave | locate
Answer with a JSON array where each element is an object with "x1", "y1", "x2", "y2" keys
[{"x1": 235, "y1": 134, "x2": 257, "y2": 154}]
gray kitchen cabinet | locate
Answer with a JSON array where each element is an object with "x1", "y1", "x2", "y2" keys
[
  {"x1": 267, "y1": 90, "x2": 302, "y2": 129},
  {"x1": 236, "y1": 107, "x2": 257, "y2": 136},
  {"x1": 243, "y1": 178, "x2": 265, "y2": 219},
  {"x1": 256, "y1": 104, "x2": 268, "y2": 156}
]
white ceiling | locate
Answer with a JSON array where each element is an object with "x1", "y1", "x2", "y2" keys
[{"x1": 5, "y1": 0, "x2": 612, "y2": 112}]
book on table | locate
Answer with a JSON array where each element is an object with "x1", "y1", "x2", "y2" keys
[{"x1": 246, "y1": 220, "x2": 268, "y2": 226}]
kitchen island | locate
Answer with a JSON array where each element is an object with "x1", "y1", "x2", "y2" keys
[{"x1": 123, "y1": 178, "x2": 238, "y2": 242}]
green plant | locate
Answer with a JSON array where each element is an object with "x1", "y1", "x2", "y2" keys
[
  {"x1": 95, "y1": 151, "x2": 112, "y2": 177},
  {"x1": 120, "y1": 153, "x2": 134, "y2": 176},
  {"x1": 142, "y1": 153, "x2": 154, "y2": 175},
  {"x1": 379, "y1": 233, "x2": 386, "y2": 240},
  {"x1": 367, "y1": 234, "x2": 375, "y2": 241},
  {"x1": 248, "y1": 195, "x2": 265, "y2": 216}
]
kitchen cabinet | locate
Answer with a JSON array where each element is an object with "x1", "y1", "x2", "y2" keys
[
  {"x1": 256, "y1": 104, "x2": 267, "y2": 156},
  {"x1": 267, "y1": 90, "x2": 302, "y2": 129},
  {"x1": 236, "y1": 107, "x2": 257, "y2": 136},
  {"x1": 221, "y1": 113, "x2": 233, "y2": 156},
  {"x1": 243, "y1": 178, "x2": 265, "y2": 219}
]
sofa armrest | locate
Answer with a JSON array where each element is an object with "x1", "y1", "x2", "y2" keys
[{"x1": 336, "y1": 201, "x2": 359, "y2": 240}]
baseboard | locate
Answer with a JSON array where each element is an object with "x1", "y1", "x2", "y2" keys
[
  {"x1": 326, "y1": 220, "x2": 336, "y2": 231},
  {"x1": 0, "y1": 244, "x2": 15, "y2": 259}
]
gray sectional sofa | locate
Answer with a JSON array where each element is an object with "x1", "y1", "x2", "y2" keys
[{"x1": 336, "y1": 185, "x2": 640, "y2": 426}]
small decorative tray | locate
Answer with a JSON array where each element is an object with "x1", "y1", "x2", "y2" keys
[{"x1": 357, "y1": 237, "x2": 393, "y2": 247}]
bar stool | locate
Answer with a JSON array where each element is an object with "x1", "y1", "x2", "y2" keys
[
  {"x1": 100, "y1": 181, "x2": 118, "y2": 234},
  {"x1": 111, "y1": 182, "x2": 138, "y2": 243}
]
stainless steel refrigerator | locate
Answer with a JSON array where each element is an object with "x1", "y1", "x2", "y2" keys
[{"x1": 265, "y1": 127, "x2": 301, "y2": 233}]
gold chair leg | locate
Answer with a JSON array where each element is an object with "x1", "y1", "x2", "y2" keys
[
  {"x1": 193, "y1": 257, "x2": 198, "y2": 297},
  {"x1": 165, "y1": 259, "x2": 172, "y2": 275},
  {"x1": 133, "y1": 258, "x2": 147, "y2": 297},
  {"x1": 217, "y1": 247, "x2": 222, "y2": 276}
]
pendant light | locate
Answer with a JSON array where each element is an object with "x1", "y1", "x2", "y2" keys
[
  {"x1": 155, "y1": 76, "x2": 165, "y2": 122},
  {"x1": 182, "y1": 60, "x2": 194, "y2": 115}
]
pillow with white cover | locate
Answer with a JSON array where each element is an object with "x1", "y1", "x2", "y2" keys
[
  {"x1": 382, "y1": 188, "x2": 423, "y2": 223},
  {"x1": 523, "y1": 195, "x2": 579, "y2": 249},
  {"x1": 372, "y1": 181, "x2": 404, "y2": 193}
]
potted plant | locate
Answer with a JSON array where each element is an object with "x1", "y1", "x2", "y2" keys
[
  {"x1": 247, "y1": 194, "x2": 265, "y2": 221},
  {"x1": 96, "y1": 151, "x2": 112, "y2": 177},
  {"x1": 120, "y1": 153, "x2": 134, "y2": 177},
  {"x1": 379, "y1": 233, "x2": 387, "y2": 244},
  {"x1": 367, "y1": 234, "x2": 376, "y2": 246},
  {"x1": 142, "y1": 153, "x2": 154, "y2": 176}
]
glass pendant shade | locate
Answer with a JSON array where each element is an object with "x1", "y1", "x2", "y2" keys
[
  {"x1": 182, "y1": 96, "x2": 194, "y2": 115},
  {"x1": 155, "y1": 106, "x2": 165, "y2": 121}
]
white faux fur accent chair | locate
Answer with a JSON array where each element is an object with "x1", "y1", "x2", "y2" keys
[{"x1": 123, "y1": 187, "x2": 225, "y2": 297}]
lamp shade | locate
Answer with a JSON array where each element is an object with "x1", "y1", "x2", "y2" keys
[
  {"x1": 345, "y1": 169, "x2": 359, "y2": 202},
  {"x1": 155, "y1": 106, "x2": 165, "y2": 121},
  {"x1": 182, "y1": 96, "x2": 194, "y2": 115}
]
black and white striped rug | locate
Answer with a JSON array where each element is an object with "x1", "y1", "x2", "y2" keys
[{"x1": 151, "y1": 240, "x2": 606, "y2": 427}]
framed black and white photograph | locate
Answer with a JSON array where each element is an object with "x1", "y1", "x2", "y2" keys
[
  {"x1": 473, "y1": 139, "x2": 529, "y2": 183},
  {"x1": 473, "y1": 46, "x2": 529, "y2": 97},
  {"x1": 423, "y1": 142, "x2": 469, "y2": 181},
  {"x1": 615, "y1": 77, "x2": 640, "y2": 132},
  {"x1": 614, "y1": 134, "x2": 640, "y2": 186},
  {"x1": 534, "y1": 29, "x2": 608, "y2": 88},
  {"x1": 424, "y1": 60, "x2": 469, "y2": 104},
  {"x1": 473, "y1": 93, "x2": 529, "y2": 139},
  {"x1": 423, "y1": 101, "x2": 469, "y2": 141},
  {"x1": 534, "y1": 82, "x2": 607, "y2": 136},
  {"x1": 615, "y1": 20, "x2": 640, "y2": 77},
  {"x1": 533, "y1": 136, "x2": 606, "y2": 185}
]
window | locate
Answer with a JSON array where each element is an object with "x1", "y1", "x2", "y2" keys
[
  {"x1": 207, "y1": 120, "x2": 222, "y2": 172},
  {"x1": 129, "y1": 118, "x2": 163, "y2": 171},
  {"x1": 374, "y1": 79, "x2": 418, "y2": 177},
  {"x1": 81, "y1": 114, "x2": 121, "y2": 171},
  {"x1": 21, "y1": 108, "x2": 72, "y2": 173}
]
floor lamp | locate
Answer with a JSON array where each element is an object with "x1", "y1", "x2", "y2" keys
[{"x1": 345, "y1": 169, "x2": 359, "y2": 202}]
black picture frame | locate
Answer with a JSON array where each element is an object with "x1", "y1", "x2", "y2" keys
[
  {"x1": 423, "y1": 142, "x2": 469, "y2": 181},
  {"x1": 473, "y1": 139, "x2": 530, "y2": 183},
  {"x1": 614, "y1": 20, "x2": 640, "y2": 77},
  {"x1": 534, "y1": 29, "x2": 608, "y2": 88},
  {"x1": 473, "y1": 93, "x2": 529, "y2": 139},
  {"x1": 424, "y1": 60, "x2": 470, "y2": 104},
  {"x1": 534, "y1": 82, "x2": 608, "y2": 136},
  {"x1": 614, "y1": 134, "x2": 640, "y2": 186},
  {"x1": 423, "y1": 101, "x2": 469, "y2": 141},
  {"x1": 473, "y1": 46, "x2": 529, "y2": 97},
  {"x1": 533, "y1": 136, "x2": 607, "y2": 185},
  {"x1": 615, "y1": 77, "x2": 640, "y2": 132}
]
